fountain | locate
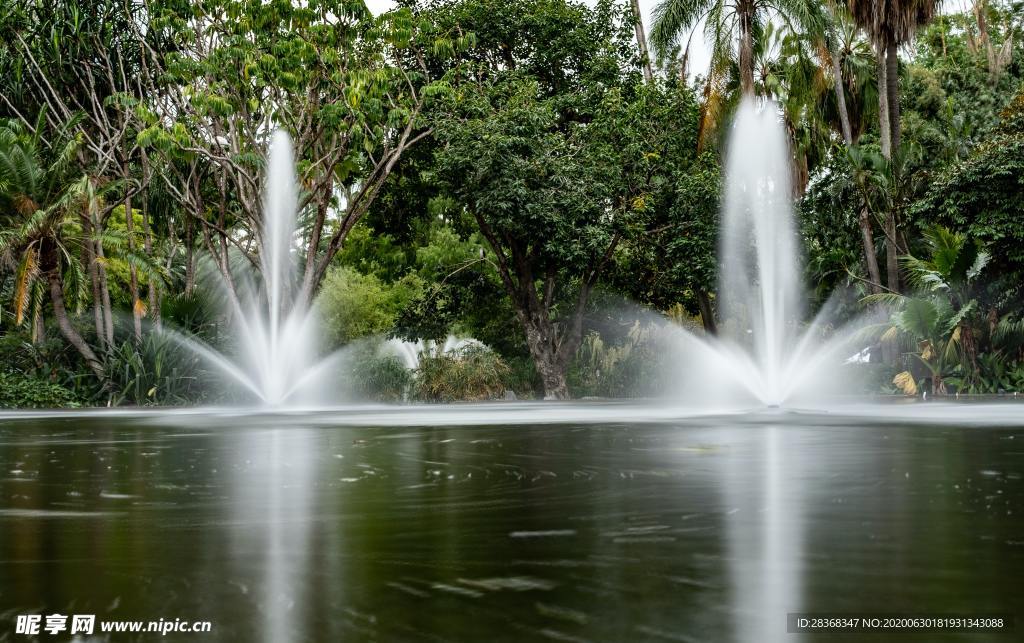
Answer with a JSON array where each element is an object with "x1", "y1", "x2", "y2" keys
[
  {"x1": 666, "y1": 99, "x2": 861, "y2": 409},
  {"x1": 383, "y1": 335, "x2": 484, "y2": 370},
  {"x1": 170, "y1": 131, "x2": 332, "y2": 406}
]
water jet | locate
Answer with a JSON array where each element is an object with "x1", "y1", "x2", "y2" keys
[{"x1": 666, "y1": 100, "x2": 861, "y2": 409}]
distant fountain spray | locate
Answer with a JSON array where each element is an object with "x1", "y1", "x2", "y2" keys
[
  {"x1": 384, "y1": 335, "x2": 483, "y2": 370},
  {"x1": 668, "y1": 100, "x2": 859, "y2": 408}
]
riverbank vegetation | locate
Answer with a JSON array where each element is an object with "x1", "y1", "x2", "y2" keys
[{"x1": 1, "y1": 0, "x2": 1022, "y2": 405}]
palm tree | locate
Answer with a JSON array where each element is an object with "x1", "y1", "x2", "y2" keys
[
  {"x1": 750, "y1": 24, "x2": 824, "y2": 194},
  {"x1": 845, "y1": 145, "x2": 884, "y2": 294},
  {"x1": 651, "y1": 0, "x2": 828, "y2": 98},
  {"x1": 869, "y1": 225, "x2": 990, "y2": 394},
  {"x1": 0, "y1": 114, "x2": 105, "y2": 380},
  {"x1": 829, "y1": 15, "x2": 878, "y2": 145},
  {"x1": 847, "y1": 0, "x2": 941, "y2": 156}
]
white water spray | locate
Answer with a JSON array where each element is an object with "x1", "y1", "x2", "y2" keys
[
  {"x1": 384, "y1": 335, "x2": 483, "y2": 370},
  {"x1": 173, "y1": 131, "x2": 334, "y2": 405},
  {"x1": 667, "y1": 100, "x2": 860, "y2": 408}
]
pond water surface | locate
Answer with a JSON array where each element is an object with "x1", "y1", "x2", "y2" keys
[{"x1": 0, "y1": 403, "x2": 1022, "y2": 642}]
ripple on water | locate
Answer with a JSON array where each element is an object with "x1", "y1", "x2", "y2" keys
[{"x1": 0, "y1": 509, "x2": 120, "y2": 518}]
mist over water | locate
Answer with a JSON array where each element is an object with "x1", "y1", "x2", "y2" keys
[{"x1": 384, "y1": 336, "x2": 483, "y2": 370}]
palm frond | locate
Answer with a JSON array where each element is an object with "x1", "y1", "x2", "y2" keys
[
  {"x1": 893, "y1": 297, "x2": 939, "y2": 338},
  {"x1": 967, "y1": 250, "x2": 990, "y2": 281},
  {"x1": 992, "y1": 316, "x2": 1024, "y2": 353},
  {"x1": 121, "y1": 250, "x2": 169, "y2": 287},
  {"x1": 860, "y1": 291, "x2": 906, "y2": 307},
  {"x1": 946, "y1": 300, "x2": 976, "y2": 334},
  {"x1": 650, "y1": 0, "x2": 713, "y2": 60}
]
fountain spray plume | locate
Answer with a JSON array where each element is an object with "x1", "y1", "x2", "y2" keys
[
  {"x1": 665, "y1": 99, "x2": 868, "y2": 409},
  {"x1": 168, "y1": 130, "x2": 339, "y2": 406}
]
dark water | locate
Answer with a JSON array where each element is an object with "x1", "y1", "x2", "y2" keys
[{"x1": 0, "y1": 408, "x2": 1022, "y2": 642}]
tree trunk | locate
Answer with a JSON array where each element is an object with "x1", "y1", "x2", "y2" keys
[
  {"x1": 48, "y1": 269, "x2": 104, "y2": 382},
  {"x1": 886, "y1": 40, "x2": 901, "y2": 152},
  {"x1": 876, "y1": 44, "x2": 891, "y2": 158},
  {"x1": 832, "y1": 42, "x2": 853, "y2": 146},
  {"x1": 795, "y1": 151, "x2": 809, "y2": 196},
  {"x1": 739, "y1": 4, "x2": 755, "y2": 97},
  {"x1": 884, "y1": 212, "x2": 900, "y2": 294},
  {"x1": 95, "y1": 231, "x2": 115, "y2": 347},
  {"x1": 33, "y1": 305, "x2": 45, "y2": 343},
  {"x1": 143, "y1": 206, "x2": 160, "y2": 331},
  {"x1": 535, "y1": 351, "x2": 570, "y2": 400},
  {"x1": 83, "y1": 213, "x2": 106, "y2": 348},
  {"x1": 141, "y1": 157, "x2": 160, "y2": 331},
  {"x1": 858, "y1": 208, "x2": 882, "y2": 294},
  {"x1": 696, "y1": 289, "x2": 717, "y2": 335},
  {"x1": 185, "y1": 213, "x2": 195, "y2": 296},
  {"x1": 629, "y1": 0, "x2": 654, "y2": 83},
  {"x1": 124, "y1": 189, "x2": 143, "y2": 343},
  {"x1": 522, "y1": 313, "x2": 572, "y2": 400}
]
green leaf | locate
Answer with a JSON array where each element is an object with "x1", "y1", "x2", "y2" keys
[{"x1": 894, "y1": 298, "x2": 939, "y2": 339}]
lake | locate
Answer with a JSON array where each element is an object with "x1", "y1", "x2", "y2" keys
[{"x1": 1, "y1": 403, "x2": 1022, "y2": 641}]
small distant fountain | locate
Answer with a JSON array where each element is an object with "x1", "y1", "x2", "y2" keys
[
  {"x1": 172, "y1": 131, "x2": 335, "y2": 405},
  {"x1": 668, "y1": 100, "x2": 860, "y2": 408},
  {"x1": 384, "y1": 335, "x2": 483, "y2": 370}
]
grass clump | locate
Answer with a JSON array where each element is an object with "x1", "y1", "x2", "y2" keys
[{"x1": 413, "y1": 345, "x2": 510, "y2": 402}]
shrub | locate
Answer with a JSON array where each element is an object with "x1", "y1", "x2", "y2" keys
[
  {"x1": 161, "y1": 290, "x2": 222, "y2": 342},
  {"x1": 105, "y1": 334, "x2": 215, "y2": 406},
  {"x1": 568, "y1": 322, "x2": 666, "y2": 398},
  {"x1": 347, "y1": 347, "x2": 414, "y2": 402},
  {"x1": 0, "y1": 332, "x2": 98, "y2": 400},
  {"x1": 317, "y1": 266, "x2": 423, "y2": 347},
  {"x1": 912, "y1": 90, "x2": 1024, "y2": 301},
  {"x1": 413, "y1": 345, "x2": 510, "y2": 402},
  {"x1": 0, "y1": 371, "x2": 81, "y2": 408},
  {"x1": 503, "y1": 354, "x2": 540, "y2": 399}
]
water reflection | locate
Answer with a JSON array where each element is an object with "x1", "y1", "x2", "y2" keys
[
  {"x1": 720, "y1": 427, "x2": 805, "y2": 642},
  {"x1": 229, "y1": 428, "x2": 319, "y2": 642}
]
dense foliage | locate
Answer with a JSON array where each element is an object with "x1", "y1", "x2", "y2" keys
[{"x1": 0, "y1": 0, "x2": 1023, "y2": 405}]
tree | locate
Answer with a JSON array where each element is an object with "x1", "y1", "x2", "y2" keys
[
  {"x1": 846, "y1": 0, "x2": 940, "y2": 297},
  {"x1": 912, "y1": 90, "x2": 1024, "y2": 306},
  {"x1": 823, "y1": 5, "x2": 879, "y2": 146},
  {"x1": 412, "y1": 0, "x2": 648, "y2": 399},
  {"x1": 136, "y1": 0, "x2": 460, "y2": 308},
  {"x1": 651, "y1": 0, "x2": 827, "y2": 98},
  {"x1": 821, "y1": 7, "x2": 883, "y2": 288},
  {"x1": 910, "y1": 0, "x2": 1023, "y2": 142},
  {"x1": 0, "y1": 115, "x2": 104, "y2": 380},
  {"x1": 607, "y1": 83, "x2": 717, "y2": 332},
  {"x1": 965, "y1": 0, "x2": 1015, "y2": 84},
  {"x1": 0, "y1": 0, "x2": 163, "y2": 349},
  {"x1": 432, "y1": 78, "x2": 634, "y2": 399},
  {"x1": 847, "y1": 0, "x2": 941, "y2": 157}
]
